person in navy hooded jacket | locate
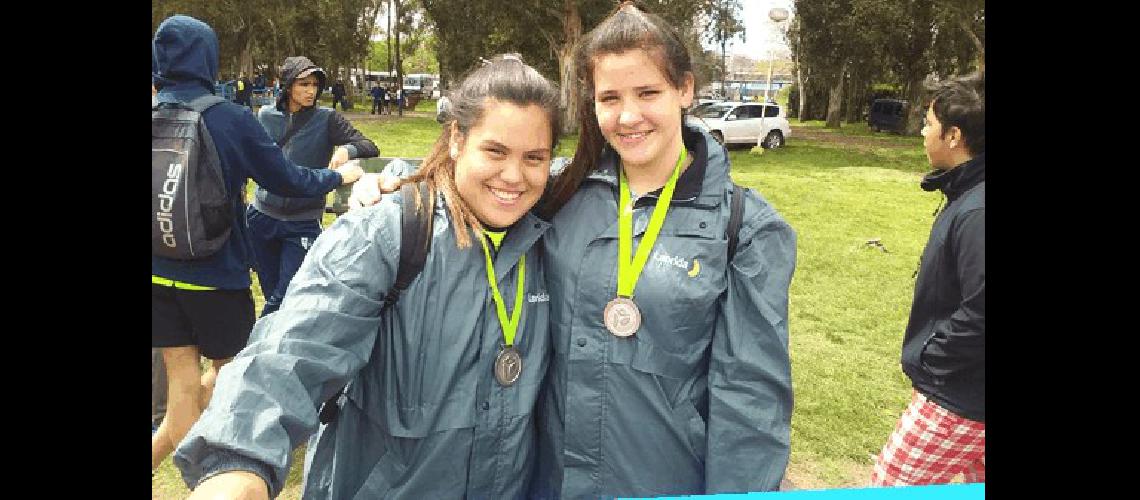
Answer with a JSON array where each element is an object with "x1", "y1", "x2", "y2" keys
[
  {"x1": 151, "y1": 15, "x2": 363, "y2": 471},
  {"x1": 247, "y1": 56, "x2": 379, "y2": 317}
]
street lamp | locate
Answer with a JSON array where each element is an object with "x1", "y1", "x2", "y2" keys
[
  {"x1": 760, "y1": 7, "x2": 789, "y2": 148},
  {"x1": 763, "y1": 7, "x2": 789, "y2": 104}
]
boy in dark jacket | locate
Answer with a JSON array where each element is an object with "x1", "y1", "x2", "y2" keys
[
  {"x1": 247, "y1": 57, "x2": 379, "y2": 317},
  {"x1": 871, "y1": 72, "x2": 985, "y2": 486},
  {"x1": 151, "y1": 15, "x2": 364, "y2": 471},
  {"x1": 331, "y1": 80, "x2": 346, "y2": 110},
  {"x1": 369, "y1": 83, "x2": 383, "y2": 115}
]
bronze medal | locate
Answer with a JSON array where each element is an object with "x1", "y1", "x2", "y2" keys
[
  {"x1": 494, "y1": 345, "x2": 523, "y2": 386},
  {"x1": 603, "y1": 297, "x2": 641, "y2": 337}
]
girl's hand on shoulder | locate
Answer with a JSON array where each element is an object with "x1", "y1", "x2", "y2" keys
[
  {"x1": 348, "y1": 172, "x2": 401, "y2": 209},
  {"x1": 328, "y1": 146, "x2": 351, "y2": 169}
]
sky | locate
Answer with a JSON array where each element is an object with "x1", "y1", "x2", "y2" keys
[{"x1": 703, "y1": 0, "x2": 796, "y2": 60}]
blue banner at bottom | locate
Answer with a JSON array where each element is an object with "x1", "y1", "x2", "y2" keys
[{"x1": 623, "y1": 483, "x2": 984, "y2": 499}]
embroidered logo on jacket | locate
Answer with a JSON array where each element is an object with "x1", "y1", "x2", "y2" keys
[
  {"x1": 528, "y1": 292, "x2": 550, "y2": 303},
  {"x1": 652, "y1": 250, "x2": 700, "y2": 278}
]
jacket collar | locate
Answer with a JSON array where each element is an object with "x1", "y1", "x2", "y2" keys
[
  {"x1": 437, "y1": 193, "x2": 551, "y2": 283},
  {"x1": 920, "y1": 152, "x2": 986, "y2": 200},
  {"x1": 584, "y1": 125, "x2": 727, "y2": 208},
  {"x1": 489, "y1": 211, "x2": 550, "y2": 283}
]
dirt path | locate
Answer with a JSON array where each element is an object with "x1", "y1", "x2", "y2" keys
[
  {"x1": 339, "y1": 109, "x2": 433, "y2": 121},
  {"x1": 790, "y1": 124, "x2": 916, "y2": 152}
]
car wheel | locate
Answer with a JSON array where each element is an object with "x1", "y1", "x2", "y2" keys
[
  {"x1": 762, "y1": 130, "x2": 784, "y2": 149},
  {"x1": 711, "y1": 130, "x2": 725, "y2": 145}
]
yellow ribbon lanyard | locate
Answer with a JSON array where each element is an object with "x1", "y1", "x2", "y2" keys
[
  {"x1": 617, "y1": 147, "x2": 687, "y2": 298},
  {"x1": 478, "y1": 230, "x2": 525, "y2": 347},
  {"x1": 151, "y1": 275, "x2": 216, "y2": 291}
]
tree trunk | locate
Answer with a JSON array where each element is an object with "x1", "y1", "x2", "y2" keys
[
  {"x1": 904, "y1": 73, "x2": 926, "y2": 135},
  {"x1": 558, "y1": 0, "x2": 582, "y2": 135},
  {"x1": 395, "y1": 0, "x2": 403, "y2": 116},
  {"x1": 387, "y1": 0, "x2": 393, "y2": 73},
  {"x1": 796, "y1": 67, "x2": 807, "y2": 123},
  {"x1": 845, "y1": 75, "x2": 862, "y2": 124},
  {"x1": 720, "y1": 36, "x2": 727, "y2": 98},
  {"x1": 955, "y1": 15, "x2": 984, "y2": 74},
  {"x1": 239, "y1": 31, "x2": 254, "y2": 79},
  {"x1": 825, "y1": 59, "x2": 847, "y2": 128}
]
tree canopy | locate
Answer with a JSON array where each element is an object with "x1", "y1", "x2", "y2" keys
[
  {"x1": 153, "y1": 0, "x2": 984, "y2": 135},
  {"x1": 790, "y1": 0, "x2": 984, "y2": 132}
]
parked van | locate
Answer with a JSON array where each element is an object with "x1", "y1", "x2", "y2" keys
[{"x1": 868, "y1": 98, "x2": 908, "y2": 133}]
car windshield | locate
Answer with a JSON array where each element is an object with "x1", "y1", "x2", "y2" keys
[{"x1": 694, "y1": 104, "x2": 733, "y2": 119}]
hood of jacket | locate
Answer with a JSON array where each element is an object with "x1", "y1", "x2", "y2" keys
[
  {"x1": 152, "y1": 15, "x2": 218, "y2": 102},
  {"x1": 276, "y1": 56, "x2": 327, "y2": 112}
]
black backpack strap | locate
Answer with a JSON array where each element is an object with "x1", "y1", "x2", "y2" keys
[
  {"x1": 727, "y1": 183, "x2": 745, "y2": 263},
  {"x1": 185, "y1": 94, "x2": 227, "y2": 113},
  {"x1": 152, "y1": 94, "x2": 225, "y2": 113},
  {"x1": 318, "y1": 181, "x2": 434, "y2": 425}
]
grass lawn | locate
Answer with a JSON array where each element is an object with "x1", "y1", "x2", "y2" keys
[
  {"x1": 154, "y1": 116, "x2": 942, "y2": 497},
  {"x1": 728, "y1": 141, "x2": 936, "y2": 488}
]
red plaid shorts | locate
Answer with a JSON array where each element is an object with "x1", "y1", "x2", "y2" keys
[{"x1": 871, "y1": 390, "x2": 985, "y2": 486}]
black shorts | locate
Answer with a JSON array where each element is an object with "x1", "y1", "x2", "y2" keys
[{"x1": 152, "y1": 284, "x2": 255, "y2": 360}]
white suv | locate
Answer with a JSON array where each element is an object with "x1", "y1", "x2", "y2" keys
[{"x1": 686, "y1": 101, "x2": 791, "y2": 148}]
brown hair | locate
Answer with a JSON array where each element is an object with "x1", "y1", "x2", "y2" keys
[
  {"x1": 538, "y1": 1, "x2": 693, "y2": 218},
  {"x1": 399, "y1": 54, "x2": 560, "y2": 248}
]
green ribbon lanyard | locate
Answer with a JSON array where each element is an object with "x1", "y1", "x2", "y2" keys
[
  {"x1": 479, "y1": 234, "x2": 526, "y2": 347},
  {"x1": 617, "y1": 147, "x2": 687, "y2": 298}
]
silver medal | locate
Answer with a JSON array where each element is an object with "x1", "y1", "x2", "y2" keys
[
  {"x1": 603, "y1": 297, "x2": 641, "y2": 337},
  {"x1": 494, "y1": 345, "x2": 523, "y2": 386}
]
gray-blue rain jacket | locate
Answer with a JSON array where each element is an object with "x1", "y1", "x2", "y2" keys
[
  {"x1": 530, "y1": 126, "x2": 796, "y2": 498},
  {"x1": 175, "y1": 190, "x2": 553, "y2": 499}
]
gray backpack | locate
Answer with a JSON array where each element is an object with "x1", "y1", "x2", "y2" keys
[{"x1": 152, "y1": 94, "x2": 232, "y2": 260}]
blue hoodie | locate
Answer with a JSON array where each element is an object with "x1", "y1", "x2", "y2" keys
[{"x1": 152, "y1": 15, "x2": 344, "y2": 289}]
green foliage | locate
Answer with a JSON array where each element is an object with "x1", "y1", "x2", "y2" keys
[
  {"x1": 368, "y1": 40, "x2": 391, "y2": 72},
  {"x1": 153, "y1": 0, "x2": 379, "y2": 82},
  {"x1": 790, "y1": 0, "x2": 985, "y2": 130},
  {"x1": 370, "y1": 35, "x2": 439, "y2": 74}
]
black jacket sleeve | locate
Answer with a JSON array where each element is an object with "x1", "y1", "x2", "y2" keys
[
  {"x1": 922, "y1": 207, "x2": 985, "y2": 378},
  {"x1": 328, "y1": 111, "x2": 379, "y2": 159}
]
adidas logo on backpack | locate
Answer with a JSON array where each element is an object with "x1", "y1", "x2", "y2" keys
[{"x1": 152, "y1": 94, "x2": 233, "y2": 260}]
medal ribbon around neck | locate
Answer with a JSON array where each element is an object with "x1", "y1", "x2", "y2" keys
[
  {"x1": 479, "y1": 234, "x2": 526, "y2": 347},
  {"x1": 617, "y1": 147, "x2": 687, "y2": 298}
]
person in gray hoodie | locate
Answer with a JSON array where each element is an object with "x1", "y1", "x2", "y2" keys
[
  {"x1": 176, "y1": 54, "x2": 562, "y2": 499},
  {"x1": 247, "y1": 56, "x2": 379, "y2": 317}
]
